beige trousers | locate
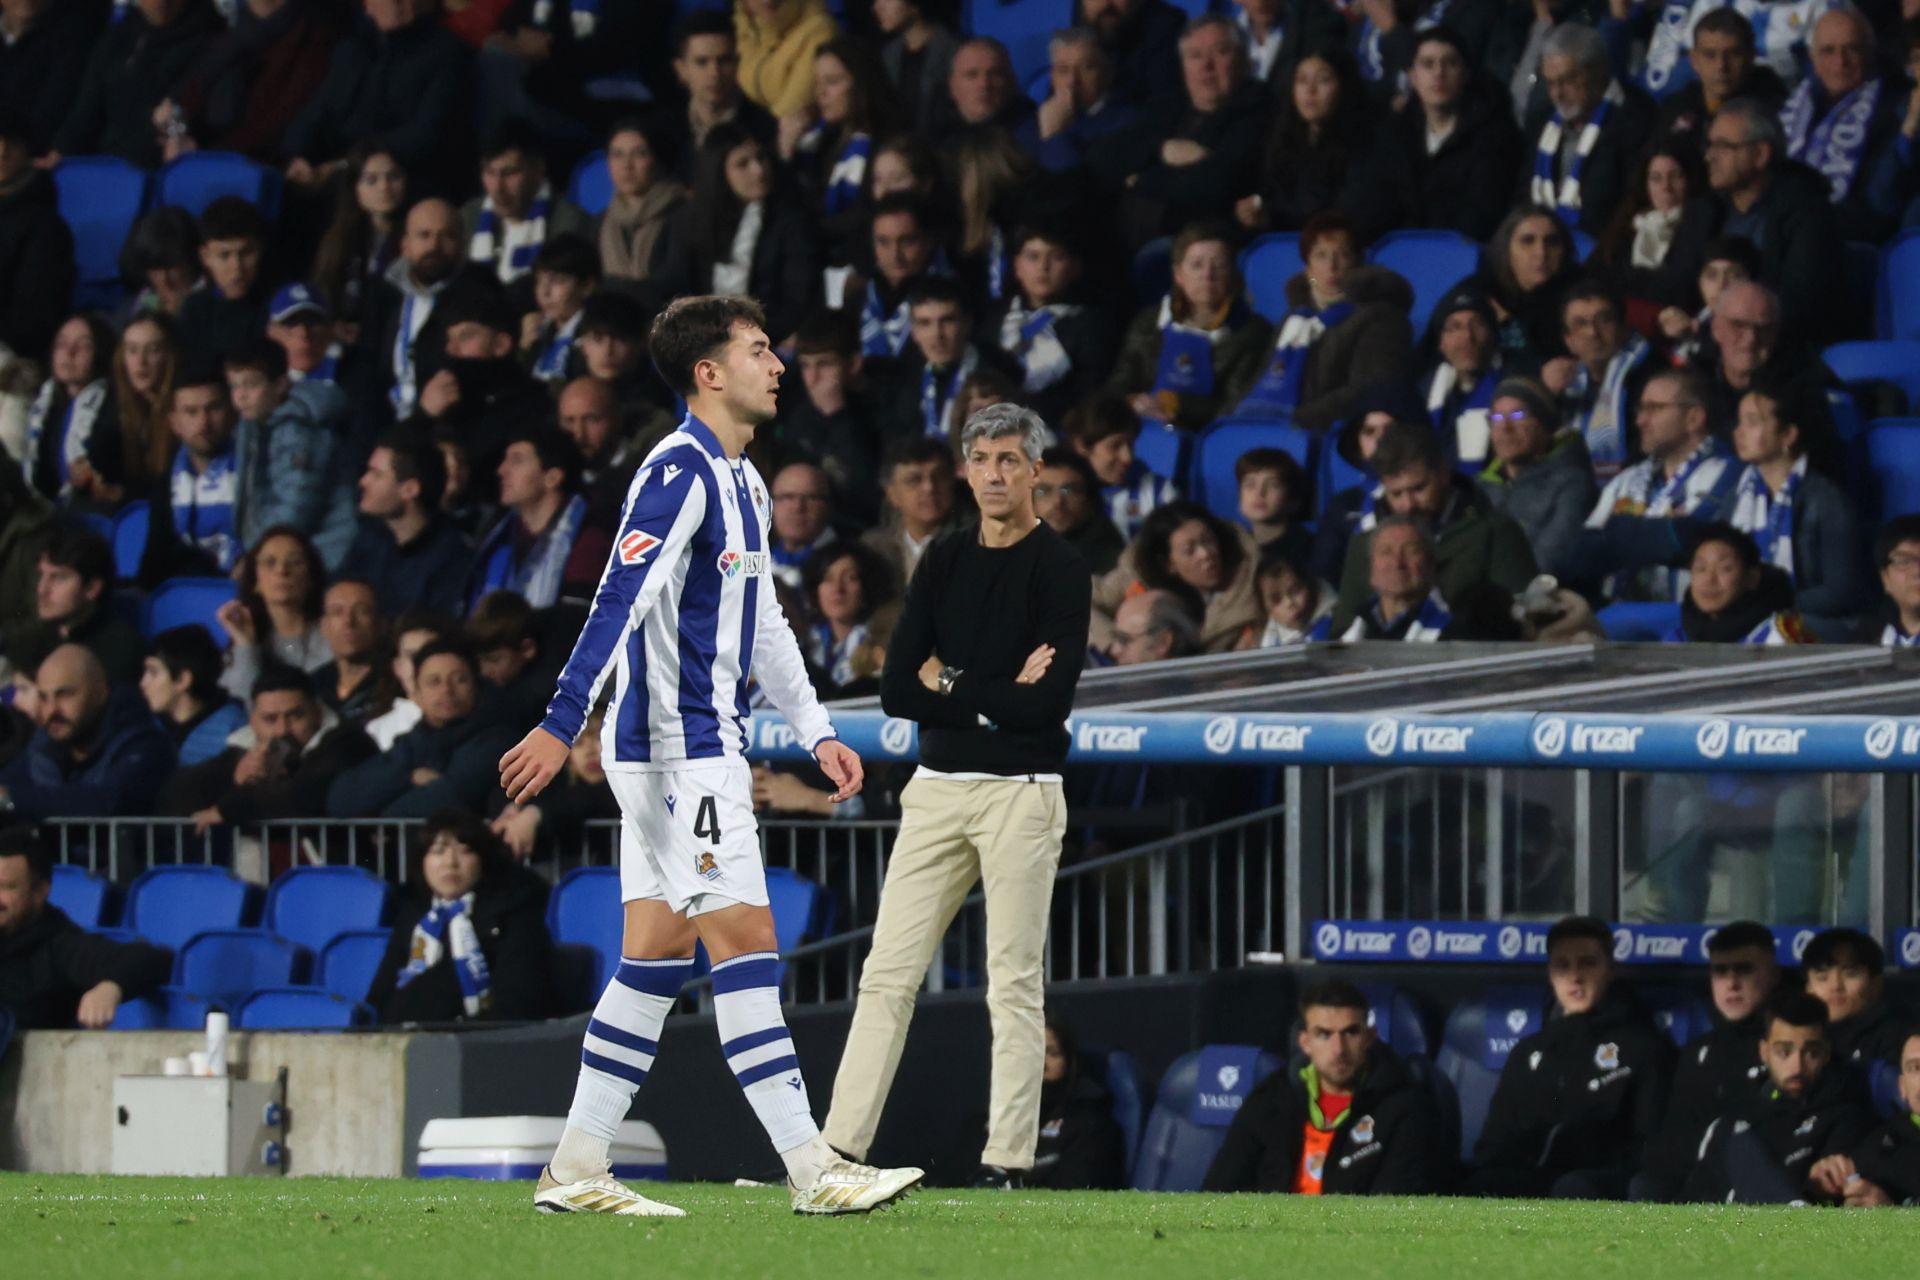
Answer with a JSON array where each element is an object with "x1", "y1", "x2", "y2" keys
[{"x1": 823, "y1": 773, "x2": 1066, "y2": 1170}]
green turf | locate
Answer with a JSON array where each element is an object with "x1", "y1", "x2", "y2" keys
[{"x1": 6, "y1": 1174, "x2": 1918, "y2": 1279}]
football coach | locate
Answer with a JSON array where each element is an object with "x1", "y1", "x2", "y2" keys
[{"x1": 823, "y1": 403, "x2": 1091, "y2": 1187}]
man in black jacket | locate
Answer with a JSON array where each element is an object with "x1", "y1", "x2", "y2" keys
[
  {"x1": 0, "y1": 0, "x2": 107, "y2": 155},
  {"x1": 0, "y1": 114, "x2": 73, "y2": 360},
  {"x1": 1704, "y1": 99, "x2": 1839, "y2": 347},
  {"x1": 1804, "y1": 928, "x2": 1912, "y2": 1070},
  {"x1": 325, "y1": 640, "x2": 512, "y2": 819},
  {"x1": 1812, "y1": 1029, "x2": 1920, "y2": 1207},
  {"x1": 1652, "y1": 9, "x2": 1787, "y2": 158},
  {"x1": 0, "y1": 825, "x2": 169, "y2": 1030},
  {"x1": 1518, "y1": 23, "x2": 1658, "y2": 235},
  {"x1": 1464, "y1": 915, "x2": 1676, "y2": 1199},
  {"x1": 1632, "y1": 920, "x2": 1780, "y2": 1201},
  {"x1": 1204, "y1": 979, "x2": 1445, "y2": 1195},
  {"x1": 1681, "y1": 992, "x2": 1874, "y2": 1203},
  {"x1": 48, "y1": 0, "x2": 223, "y2": 168},
  {"x1": 824, "y1": 401, "x2": 1090, "y2": 1189},
  {"x1": 340, "y1": 430, "x2": 473, "y2": 619}
]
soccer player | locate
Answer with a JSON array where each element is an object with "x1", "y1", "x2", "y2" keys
[{"x1": 499, "y1": 295, "x2": 923, "y2": 1218}]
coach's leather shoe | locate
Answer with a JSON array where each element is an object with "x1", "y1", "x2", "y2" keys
[
  {"x1": 534, "y1": 1166, "x2": 687, "y2": 1217},
  {"x1": 788, "y1": 1158, "x2": 924, "y2": 1214},
  {"x1": 969, "y1": 1164, "x2": 1026, "y2": 1189}
]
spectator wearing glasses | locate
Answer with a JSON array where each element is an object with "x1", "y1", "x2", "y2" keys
[
  {"x1": 1475, "y1": 376, "x2": 1596, "y2": 583},
  {"x1": 1702, "y1": 97, "x2": 1837, "y2": 344},
  {"x1": 768, "y1": 461, "x2": 841, "y2": 592},
  {"x1": 1872, "y1": 515, "x2": 1920, "y2": 647}
]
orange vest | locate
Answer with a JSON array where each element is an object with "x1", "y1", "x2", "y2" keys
[{"x1": 1293, "y1": 1088, "x2": 1351, "y2": 1195}]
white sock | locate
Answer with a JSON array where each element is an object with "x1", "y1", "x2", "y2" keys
[
  {"x1": 780, "y1": 1134, "x2": 839, "y2": 1190},
  {"x1": 712, "y1": 952, "x2": 824, "y2": 1183},
  {"x1": 552, "y1": 957, "x2": 691, "y2": 1183}
]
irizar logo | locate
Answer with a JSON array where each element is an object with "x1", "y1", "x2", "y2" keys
[
  {"x1": 1366, "y1": 718, "x2": 1474, "y2": 757},
  {"x1": 1791, "y1": 929, "x2": 1816, "y2": 960},
  {"x1": 1900, "y1": 932, "x2": 1920, "y2": 967},
  {"x1": 1364, "y1": 718, "x2": 1399, "y2": 757},
  {"x1": 1315, "y1": 922, "x2": 1342, "y2": 956},
  {"x1": 1612, "y1": 927, "x2": 1634, "y2": 962},
  {"x1": 878, "y1": 717, "x2": 914, "y2": 756},
  {"x1": 1698, "y1": 719, "x2": 1806, "y2": 759},
  {"x1": 1498, "y1": 925, "x2": 1524, "y2": 959},
  {"x1": 1407, "y1": 926, "x2": 1433, "y2": 959},
  {"x1": 758, "y1": 720, "x2": 798, "y2": 750},
  {"x1": 1614, "y1": 927, "x2": 1688, "y2": 962},
  {"x1": 1865, "y1": 719, "x2": 1900, "y2": 760},
  {"x1": 1428, "y1": 928, "x2": 1489, "y2": 957},
  {"x1": 1077, "y1": 722, "x2": 1145, "y2": 752},
  {"x1": 1695, "y1": 719, "x2": 1731, "y2": 759},
  {"x1": 1203, "y1": 716, "x2": 1238, "y2": 755},
  {"x1": 1532, "y1": 717, "x2": 1568, "y2": 757},
  {"x1": 1206, "y1": 715, "x2": 1311, "y2": 755},
  {"x1": 1535, "y1": 719, "x2": 1644, "y2": 757},
  {"x1": 1320, "y1": 924, "x2": 1397, "y2": 956}
]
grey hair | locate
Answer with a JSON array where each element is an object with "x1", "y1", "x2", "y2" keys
[
  {"x1": 1140, "y1": 590, "x2": 1201, "y2": 657},
  {"x1": 1180, "y1": 13, "x2": 1251, "y2": 73},
  {"x1": 1717, "y1": 96, "x2": 1786, "y2": 156},
  {"x1": 1541, "y1": 22, "x2": 1609, "y2": 78},
  {"x1": 1049, "y1": 26, "x2": 1111, "y2": 70},
  {"x1": 1371, "y1": 513, "x2": 1437, "y2": 553},
  {"x1": 960, "y1": 402, "x2": 1049, "y2": 464}
]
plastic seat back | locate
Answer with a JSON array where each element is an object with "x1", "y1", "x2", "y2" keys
[
  {"x1": 175, "y1": 929, "x2": 308, "y2": 1007},
  {"x1": 316, "y1": 929, "x2": 391, "y2": 1003},
  {"x1": 1366, "y1": 230, "x2": 1481, "y2": 336},
  {"x1": 1130, "y1": 1044, "x2": 1282, "y2": 1191},
  {"x1": 126, "y1": 865, "x2": 254, "y2": 952},
  {"x1": 265, "y1": 866, "x2": 393, "y2": 954},
  {"x1": 1434, "y1": 987, "x2": 1546, "y2": 1160},
  {"x1": 236, "y1": 987, "x2": 371, "y2": 1030},
  {"x1": 50, "y1": 865, "x2": 114, "y2": 928},
  {"x1": 1239, "y1": 233, "x2": 1303, "y2": 323}
]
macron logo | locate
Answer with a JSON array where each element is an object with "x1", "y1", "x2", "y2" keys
[
  {"x1": 619, "y1": 531, "x2": 662, "y2": 564},
  {"x1": 662, "y1": 464, "x2": 682, "y2": 485}
]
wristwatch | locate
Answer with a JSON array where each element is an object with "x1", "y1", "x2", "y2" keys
[{"x1": 937, "y1": 665, "x2": 962, "y2": 696}]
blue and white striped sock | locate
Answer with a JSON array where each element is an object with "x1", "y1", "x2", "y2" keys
[
  {"x1": 713, "y1": 952, "x2": 822, "y2": 1160},
  {"x1": 554, "y1": 957, "x2": 692, "y2": 1181}
]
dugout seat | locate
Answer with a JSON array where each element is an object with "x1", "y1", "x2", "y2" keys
[
  {"x1": 1366, "y1": 230, "x2": 1480, "y2": 336},
  {"x1": 1405, "y1": 1051, "x2": 1463, "y2": 1172},
  {"x1": 1597, "y1": 601, "x2": 1682, "y2": 641},
  {"x1": 547, "y1": 867, "x2": 624, "y2": 991},
  {"x1": 1100, "y1": 1049, "x2": 1145, "y2": 1172},
  {"x1": 154, "y1": 151, "x2": 281, "y2": 219},
  {"x1": 125, "y1": 865, "x2": 256, "y2": 952},
  {"x1": 1133, "y1": 422, "x2": 1188, "y2": 487},
  {"x1": 1434, "y1": 987, "x2": 1546, "y2": 1160},
  {"x1": 1867, "y1": 419, "x2": 1920, "y2": 520},
  {"x1": 112, "y1": 500, "x2": 150, "y2": 581},
  {"x1": 53, "y1": 157, "x2": 148, "y2": 308},
  {"x1": 265, "y1": 866, "x2": 393, "y2": 955},
  {"x1": 1881, "y1": 228, "x2": 1920, "y2": 339},
  {"x1": 1358, "y1": 983, "x2": 1433, "y2": 1059},
  {"x1": 567, "y1": 150, "x2": 612, "y2": 216},
  {"x1": 765, "y1": 866, "x2": 830, "y2": 953},
  {"x1": 110, "y1": 985, "x2": 215, "y2": 1031},
  {"x1": 143, "y1": 577, "x2": 241, "y2": 648},
  {"x1": 1194, "y1": 419, "x2": 1313, "y2": 521},
  {"x1": 1637, "y1": 987, "x2": 1713, "y2": 1047},
  {"x1": 49, "y1": 865, "x2": 115, "y2": 929},
  {"x1": 316, "y1": 930, "x2": 391, "y2": 1004},
  {"x1": 176, "y1": 929, "x2": 309, "y2": 1008},
  {"x1": 1825, "y1": 341, "x2": 1920, "y2": 416},
  {"x1": 1130, "y1": 1044, "x2": 1282, "y2": 1191},
  {"x1": 1239, "y1": 233, "x2": 1303, "y2": 323},
  {"x1": 236, "y1": 987, "x2": 372, "y2": 1030}
]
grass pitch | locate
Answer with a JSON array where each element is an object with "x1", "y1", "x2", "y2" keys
[{"x1": 7, "y1": 1174, "x2": 1919, "y2": 1279}]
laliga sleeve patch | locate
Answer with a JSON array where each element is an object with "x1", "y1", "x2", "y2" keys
[{"x1": 619, "y1": 531, "x2": 662, "y2": 564}]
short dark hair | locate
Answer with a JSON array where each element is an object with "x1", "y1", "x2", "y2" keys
[
  {"x1": 578, "y1": 290, "x2": 651, "y2": 343},
  {"x1": 434, "y1": 276, "x2": 518, "y2": 337},
  {"x1": 0, "y1": 823, "x2": 53, "y2": 886},
  {"x1": 1234, "y1": 447, "x2": 1309, "y2": 519},
  {"x1": 393, "y1": 609, "x2": 457, "y2": 648},
  {"x1": 411, "y1": 638, "x2": 477, "y2": 680},
  {"x1": 1039, "y1": 444, "x2": 1101, "y2": 494},
  {"x1": 1546, "y1": 914, "x2": 1613, "y2": 954},
  {"x1": 198, "y1": 195, "x2": 267, "y2": 246},
  {"x1": 800, "y1": 540, "x2": 897, "y2": 619},
  {"x1": 1298, "y1": 978, "x2": 1371, "y2": 1016},
  {"x1": 907, "y1": 276, "x2": 971, "y2": 316},
  {"x1": 1559, "y1": 277, "x2": 1621, "y2": 325},
  {"x1": 1874, "y1": 514, "x2": 1920, "y2": 568},
  {"x1": 223, "y1": 338, "x2": 288, "y2": 381},
  {"x1": 1693, "y1": 5, "x2": 1756, "y2": 49},
  {"x1": 673, "y1": 9, "x2": 734, "y2": 55},
  {"x1": 148, "y1": 625, "x2": 224, "y2": 701},
  {"x1": 42, "y1": 524, "x2": 114, "y2": 586},
  {"x1": 171, "y1": 358, "x2": 230, "y2": 395},
  {"x1": 1370, "y1": 420, "x2": 1446, "y2": 479},
  {"x1": 411, "y1": 808, "x2": 511, "y2": 887},
  {"x1": 879, "y1": 434, "x2": 954, "y2": 484},
  {"x1": 533, "y1": 233, "x2": 601, "y2": 285},
  {"x1": 869, "y1": 192, "x2": 929, "y2": 230},
  {"x1": 481, "y1": 117, "x2": 545, "y2": 166},
  {"x1": 1802, "y1": 927, "x2": 1885, "y2": 976},
  {"x1": 1767, "y1": 990, "x2": 1831, "y2": 1034},
  {"x1": 1685, "y1": 521, "x2": 1761, "y2": 572},
  {"x1": 1707, "y1": 920, "x2": 1777, "y2": 955},
  {"x1": 1010, "y1": 224, "x2": 1078, "y2": 258},
  {"x1": 467, "y1": 590, "x2": 540, "y2": 653},
  {"x1": 375, "y1": 429, "x2": 447, "y2": 509},
  {"x1": 1062, "y1": 392, "x2": 1141, "y2": 447},
  {"x1": 504, "y1": 422, "x2": 585, "y2": 493},
  {"x1": 1699, "y1": 235, "x2": 1762, "y2": 278},
  {"x1": 1299, "y1": 210, "x2": 1360, "y2": 262},
  {"x1": 649, "y1": 294, "x2": 770, "y2": 396},
  {"x1": 793, "y1": 309, "x2": 861, "y2": 359},
  {"x1": 252, "y1": 662, "x2": 318, "y2": 702}
]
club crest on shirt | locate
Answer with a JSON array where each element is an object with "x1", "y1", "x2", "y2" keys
[
  {"x1": 619, "y1": 531, "x2": 661, "y2": 564},
  {"x1": 1351, "y1": 1115, "x2": 1375, "y2": 1145},
  {"x1": 1595, "y1": 1042, "x2": 1620, "y2": 1071},
  {"x1": 1304, "y1": 1153, "x2": 1324, "y2": 1182},
  {"x1": 695, "y1": 851, "x2": 721, "y2": 882}
]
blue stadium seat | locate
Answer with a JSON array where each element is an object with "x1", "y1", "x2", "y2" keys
[
  {"x1": 176, "y1": 929, "x2": 309, "y2": 1008},
  {"x1": 1366, "y1": 230, "x2": 1480, "y2": 336},
  {"x1": 1434, "y1": 987, "x2": 1546, "y2": 1160},
  {"x1": 1358, "y1": 983, "x2": 1433, "y2": 1058},
  {"x1": 1238, "y1": 233, "x2": 1303, "y2": 323},
  {"x1": 1597, "y1": 601, "x2": 1682, "y2": 641},
  {"x1": 1844, "y1": 242, "x2": 1881, "y2": 341},
  {"x1": 1317, "y1": 439, "x2": 1371, "y2": 520},
  {"x1": 1130, "y1": 1044, "x2": 1282, "y2": 1191},
  {"x1": 1638, "y1": 987, "x2": 1712, "y2": 1047},
  {"x1": 1194, "y1": 419, "x2": 1313, "y2": 521},
  {"x1": 1406, "y1": 1051, "x2": 1462, "y2": 1165},
  {"x1": 1880, "y1": 228, "x2": 1920, "y2": 339},
  {"x1": 963, "y1": 0, "x2": 1057, "y2": 86},
  {"x1": 1571, "y1": 229, "x2": 1596, "y2": 262},
  {"x1": 110, "y1": 985, "x2": 214, "y2": 1031},
  {"x1": 1102, "y1": 1048, "x2": 1145, "y2": 1172},
  {"x1": 765, "y1": 866, "x2": 830, "y2": 953},
  {"x1": 1024, "y1": 64, "x2": 1051, "y2": 104},
  {"x1": 143, "y1": 577, "x2": 239, "y2": 647},
  {"x1": 154, "y1": 151, "x2": 282, "y2": 219},
  {"x1": 1825, "y1": 341, "x2": 1920, "y2": 414},
  {"x1": 81, "y1": 512, "x2": 113, "y2": 541},
  {"x1": 316, "y1": 929, "x2": 390, "y2": 1003},
  {"x1": 53, "y1": 157, "x2": 148, "y2": 308},
  {"x1": 236, "y1": 987, "x2": 371, "y2": 1030},
  {"x1": 1131, "y1": 238, "x2": 1173, "y2": 307},
  {"x1": 568, "y1": 150, "x2": 612, "y2": 216},
  {"x1": 1133, "y1": 421, "x2": 1188, "y2": 486},
  {"x1": 125, "y1": 865, "x2": 256, "y2": 952},
  {"x1": 112, "y1": 501, "x2": 149, "y2": 581},
  {"x1": 49, "y1": 865, "x2": 114, "y2": 928},
  {"x1": 1867, "y1": 419, "x2": 1920, "y2": 520},
  {"x1": 265, "y1": 866, "x2": 393, "y2": 954},
  {"x1": 548, "y1": 866, "x2": 624, "y2": 990}
]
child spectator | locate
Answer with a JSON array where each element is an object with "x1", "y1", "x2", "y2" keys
[
  {"x1": 1236, "y1": 446, "x2": 1311, "y2": 566},
  {"x1": 175, "y1": 197, "x2": 270, "y2": 369},
  {"x1": 520, "y1": 234, "x2": 600, "y2": 386},
  {"x1": 1256, "y1": 555, "x2": 1333, "y2": 646},
  {"x1": 1065, "y1": 392, "x2": 1177, "y2": 543}
]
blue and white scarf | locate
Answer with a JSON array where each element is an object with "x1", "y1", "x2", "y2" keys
[
  {"x1": 1233, "y1": 302, "x2": 1354, "y2": 418},
  {"x1": 397, "y1": 893, "x2": 491, "y2": 1018},
  {"x1": 169, "y1": 445, "x2": 241, "y2": 572},
  {"x1": 985, "y1": 225, "x2": 1009, "y2": 303},
  {"x1": 291, "y1": 343, "x2": 342, "y2": 387},
  {"x1": 1102, "y1": 460, "x2": 1177, "y2": 542},
  {"x1": 1425, "y1": 360, "x2": 1499, "y2": 467},
  {"x1": 860, "y1": 282, "x2": 914, "y2": 358},
  {"x1": 1531, "y1": 82, "x2": 1626, "y2": 218},
  {"x1": 919, "y1": 346, "x2": 980, "y2": 439},
  {"x1": 1587, "y1": 436, "x2": 1728, "y2": 600},
  {"x1": 22, "y1": 379, "x2": 107, "y2": 495},
  {"x1": 1000, "y1": 298, "x2": 1082, "y2": 393},
  {"x1": 531, "y1": 0, "x2": 601, "y2": 38},
  {"x1": 385, "y1": 259, "x2": 447, "y2": 415},
  {"x1": 1565, "y1": 332, "x2": 1650, "y2": 477},
  {"x1": 1783, "y1": 76, "x2": 1884, "y2": 203},
  {"x1": 1357, "y1": 0, "x2": 1450, "y2": 87},
  {"x1": 1342, "y1": 588, "x2": 1452, "y2": 641},
  {"x1": 532, "y1": 311, "x2": 583, "y2": 385},
  {"x1": 1643, "y1": 0, "x2": 1843, "y2": 96},
  {"x1": 470, "y1": 182, "x2": 554, "y2": 284},
  {"x1": 1730, "y1": 455, "x2": 1805, "y2": 577},
  {"x1": 1151, "y1": 294, "x2": 1237, "y2": 400},
  {"x1": 807, "y1": 621, "x2": 870, "y2": 688},
  {"x1": 800, "y1": 125, "x2": 871, "y2": 216},
  {"x1": 470, "y1": 492, "x2": 591, "y2": 610},
  {"x1": 1882, "y1": 621, "x2": 1920, "y2": 648}
]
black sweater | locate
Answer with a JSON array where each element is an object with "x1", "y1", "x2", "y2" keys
[
  {"x1": 879, "y1": 521, "x2": 1090, "y2": 775},
  {"x1": 1680, "y1": 1066, "x2": 1874, "y2": 1203},
  {"x1": 1, "y1": 905, "x2": 171, "y2": 1031},
  {"x1": 1636, "y1": 1007, "x2": 1770, "y2": 1201}
]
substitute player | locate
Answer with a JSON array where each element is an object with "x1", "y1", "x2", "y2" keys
[{"x1": 499, "y1": 295, "x2": 923, "y2": 1217}]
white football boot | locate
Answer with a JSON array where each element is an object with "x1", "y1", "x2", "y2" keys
[
  {"x1": 788, "y1": 1158, "x2": 924, "y2": 1215},
  {"x1": 534, "y1": 1166, "x2": 688, "y2": 1217}
]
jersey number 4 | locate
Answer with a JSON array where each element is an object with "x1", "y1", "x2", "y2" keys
[{"x1": 692, "y1": 795, "x2": 723, "y2": 842}]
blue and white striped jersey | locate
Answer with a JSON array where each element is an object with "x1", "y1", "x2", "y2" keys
[{"x1": 539, "y1": 415, "x2": 835, "y2": 770}]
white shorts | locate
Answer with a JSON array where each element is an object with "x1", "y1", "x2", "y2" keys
[{"x1": 606, "y1": 760, "x2": 766, "y2": 917}]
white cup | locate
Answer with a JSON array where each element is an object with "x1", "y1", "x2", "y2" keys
[
  {"x1": 162, "y1": 1056, "x2": 189, "y2": 1077},
  {"x1": 188, "y1": 1050, "x2": 210, "y2": 1077},
  {"x1": 205, "y1": 1011, "x2": 230, "y2": 1077}
]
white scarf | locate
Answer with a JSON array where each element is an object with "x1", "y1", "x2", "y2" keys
[
  {"x1": 1000, "y1": 298, "x2": 1082, "y2": 393},
  {"x1": 398, "y1": 892, "x2": 491, "y2": 1018},
  {"x1": 1729, "y1": 455, "x2": 1805, "y2": 577},
  {"x1": 1565, "y1": 333, "x2": 1650, "y2": 476},
  {"x1": 1530, "y1": 82, "x2": 1626, "y2": 214},
  {"x1": 469, "y1": 183, "x2": 554, "y2": 285},
  {"x1": 713, "y1": 201, "x2": 763, "y2": 297},
  {"x1": 1630, "y1": 206, "x2": 1682, "y2": 270},
  {"x1": 23, "y1": 378, "x2": 107, "y2": 495}
]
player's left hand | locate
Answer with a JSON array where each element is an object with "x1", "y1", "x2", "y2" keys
[
  {"x1": 500, "y1": 727, "x2": 570, "y2": 803},
  {"x1": 814, "y1": 739, "x2": 865, "y2": 803}
]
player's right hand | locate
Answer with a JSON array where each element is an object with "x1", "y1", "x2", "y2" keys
[{"x1": 500, "y1": 727, "x2": 570, "y2": 803}]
